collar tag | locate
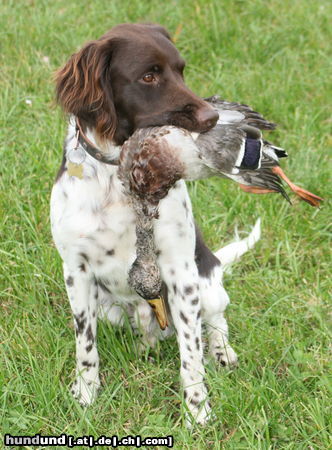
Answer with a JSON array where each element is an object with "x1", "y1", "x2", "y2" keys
[
  {"x1": 67, "y1": 131, "x2": 86, "y2": 179},
  {"x1": 67, "y1": 161, "x2": 84, "y2": 179}
]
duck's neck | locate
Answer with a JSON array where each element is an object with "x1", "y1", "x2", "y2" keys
[
  {"x1": 132, "y1": 200, "x2": 158, "y2": 261},
  {"x1": 128, "y1": 199, "x2": 162, "y2": 300}
]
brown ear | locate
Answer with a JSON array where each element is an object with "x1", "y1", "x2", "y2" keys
[
  {"x1": 55, "y1": 39, "x2": 117, "y2": 140},
  {"x1": 143, "y1": 23, "x2": 172, "y2": 41}
]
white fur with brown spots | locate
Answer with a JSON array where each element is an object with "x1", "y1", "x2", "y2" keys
[{"x1": 51, "y1": 120, "x2": 260, "y2": 426}]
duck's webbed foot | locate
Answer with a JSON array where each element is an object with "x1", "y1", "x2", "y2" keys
[{"x1": 272, "y1": 167, "x2": 323, "y2": 207}]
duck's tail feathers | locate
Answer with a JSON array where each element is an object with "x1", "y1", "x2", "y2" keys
[
  {"x1": 238, "y1": 169, "x2": 292, "y2": 203},
  {"x1": 273, "y1": 147, "x2": 288, "y2": 159},
  {"x1": 263, "y1": 141, "x2": 288, "y2": 159},
  {"x1": 214, "y1": 218, "x2": 261, "y2": 269}
]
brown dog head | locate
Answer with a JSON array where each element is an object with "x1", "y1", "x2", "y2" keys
[{"x1": 55, "y1": 23, "x2": 218, "y2": 145}]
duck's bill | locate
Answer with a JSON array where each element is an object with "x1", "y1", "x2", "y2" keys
[{"x1": 147, "y1": 296, "x2": 168, "y2": 330}]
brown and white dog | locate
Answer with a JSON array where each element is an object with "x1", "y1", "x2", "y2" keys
[{"x1": 51, "y1": 23, "x2": 260, "y2": 426}]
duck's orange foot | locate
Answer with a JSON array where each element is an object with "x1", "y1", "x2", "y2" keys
[
  {"x1": 271, "y1": 167, "x2": 324, "y2": 207},
  {"x1": 239, "y1": 184, "x2": 277, "y2": 195}
]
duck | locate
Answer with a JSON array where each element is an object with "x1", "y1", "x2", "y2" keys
[
  {"x1": 118, "y1": 97, "x2": 323, "y2": 328},
  {"x1": 121, "y1": 96, "x2": 323, "y2": 206}
]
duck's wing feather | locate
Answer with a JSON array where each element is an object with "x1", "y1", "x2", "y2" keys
[
  {"x1": 195, "y1": 124, "x2": 248, "y2": 173},
  {"x1": 196, "y1": 123, "x2": 268, "y2": 172},
  {"x1": 226, "y1": 168, "x2": 291, "y2": 203},
  {"x1": 204, "y1": 95, "x2": 276, "y2": 130}
]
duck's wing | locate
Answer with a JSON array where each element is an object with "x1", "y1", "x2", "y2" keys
[
  {"x1": 204, "y1": 95, "x2": 276, "y2": 130},
  {"x1": 235, "y1": 168, "x2": 291, "y2": 202},
  {"x1": 196, "y1": 122, "x2": 270, "y2": 173},
  {"x1": 195, "y1": 124, "x2": 249, "y2": 174}
]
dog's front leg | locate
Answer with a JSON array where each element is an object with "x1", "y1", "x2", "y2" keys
[
  {"x1": 63, "y1": 262, "x2": 100, "y2": 405},
  {"x1": 164, "y1": 264, "x2": 211, "y2": 426}
]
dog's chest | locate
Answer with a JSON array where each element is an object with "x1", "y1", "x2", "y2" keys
[
  {"x1": 51, "y1": 147, "x2": 195, "y2": 302},
  {"x1": 51, "y1": 170, "x2": 138, "y2": 292}
]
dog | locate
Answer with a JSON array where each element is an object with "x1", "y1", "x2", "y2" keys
[{"x1": 50, "y1": 23, "x2": 260, "y2": 426}]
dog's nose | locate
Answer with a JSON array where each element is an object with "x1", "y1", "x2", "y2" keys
[{"x1": 196, "y1": 107, "x2": 219, "y2": 131}]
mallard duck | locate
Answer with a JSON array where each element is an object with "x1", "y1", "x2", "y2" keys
[
  {"x1": 203, "y1": 96, "x2": 323, "y2": 206},
  {"x1": 118, "y1": 98, "x2": 323, "y2": 328},
  {"x1": 122, "y1": 97, "x2": 323, "y2": 207}
]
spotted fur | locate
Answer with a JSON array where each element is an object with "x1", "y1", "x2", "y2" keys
[{"x1": 51, "y1": 119, "x2": 262, "y2": 426}]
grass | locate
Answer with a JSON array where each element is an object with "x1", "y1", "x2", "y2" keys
[{"x1": 1, "y1": 0, "x2": 331, "y2": 448}]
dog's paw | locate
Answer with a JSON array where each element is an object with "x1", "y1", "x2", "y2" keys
[
  {"x1": 137, "y1": 334, "x2": 158, "y2": 353},
  {"x1": 70, "y1": 377, "x2": 100, "y2": 406},
  {"x1": 211, "y1": 345, "x2": 238, "y2": 368},
  {"x1": 185, "y1": 399, "x2": 213, "y2": 428}
]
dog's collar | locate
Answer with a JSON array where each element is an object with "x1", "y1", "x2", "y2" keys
[{"x1": 75, "y1": 119, "x2": 119, "y2": 166}]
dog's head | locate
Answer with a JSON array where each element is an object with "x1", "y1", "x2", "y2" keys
[{"x1": 55, "y1": 23, "x2": 218, "y2": 145}]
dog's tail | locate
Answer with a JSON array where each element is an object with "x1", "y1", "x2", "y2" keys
[{"x1": 214, "y1": 218, "x2": 261, "y2": 269}]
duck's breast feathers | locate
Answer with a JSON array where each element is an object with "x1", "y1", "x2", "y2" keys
[
  {"x1": 119, "y1": 126, "x2": 186, "y2": 200},
  {"x1": 204, "y1": 95, "x2": 277, "y2": 131}
]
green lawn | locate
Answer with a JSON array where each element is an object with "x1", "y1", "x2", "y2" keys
[{"x1": 1, "y1": 0, "x2": 331, "y2": 448}]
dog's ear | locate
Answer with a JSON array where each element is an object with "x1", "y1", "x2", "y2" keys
[
  {"x1": 55, "y1": 39, "x2": 117, "y2": 140},
  {"x1": 143, "y1": 23, "x2": 172, "y2": 41}
]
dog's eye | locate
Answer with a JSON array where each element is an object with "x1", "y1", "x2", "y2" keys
[{"x1": 142, "y1": 73, "x2": 155, "y2": 83}]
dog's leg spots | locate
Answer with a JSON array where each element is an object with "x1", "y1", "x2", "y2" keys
[
  {"x1": 208, "y1": 320, "x2": 238, "y2": 368},
  {"x1": 164, "y1": 267, "x2": 211, "y2": 426},
  {"x1": 63, "y1": 263, "x2": 100, "y2": 405},
  {"x1": 153, "y1": 188, "x2": 211, "y2": 426},
  {"x1": 66, "y1": 276, "x2": 74, "y2": 287},
  {"x1": 201, "y1": 273, "x2": 238, "y2": 368}
]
